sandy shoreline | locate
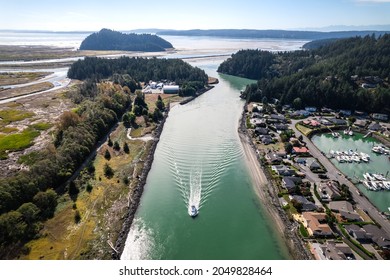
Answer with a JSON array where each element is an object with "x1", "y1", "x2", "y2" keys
[{"x1": 238, "y1": 107, "x2": 312, "y2": 260}]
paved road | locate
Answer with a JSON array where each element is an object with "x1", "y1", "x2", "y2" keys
[{"x1": 290, "y1": 119, "x2": 390, "y2": 237}]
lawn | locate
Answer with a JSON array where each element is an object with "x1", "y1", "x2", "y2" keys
[{"x1": 296, "y1": 123, "x2": 313, "y2": 136}]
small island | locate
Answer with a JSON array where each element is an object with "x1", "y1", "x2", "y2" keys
[{"x1": 79, "y1": 28, "x2": 173, "y2": 52}]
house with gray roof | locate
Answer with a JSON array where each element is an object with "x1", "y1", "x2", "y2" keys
[
  {"x1": 282, "y1": 177, "x2": 302, "y2": 193},
  {"x1": 266, "y1": 152, "x2": 282, "y2": 165},
  {"x1": 291, "y1": 195, "x2": 317, "y2": 212},
  {"x1": 368, "y1": 122, "x2": 383, "y2": 132},
  {"x1": 363, "y1": 224, "x2": 390, "y2": 249},
  {"x1": 320, "y1": 241, "x2": 355, "y2": 260},
  {"x1": 329, "y1": 118, "x2": 347, "y2": 126},
  {"x1": 255, "y1": 127, "x2": 269, "y2": 135},
  {"x1": 329, "y1": 201, "x2": 353, "y2": 213},
  {"x1": 272, "y1": 165, "x2": 296, "y2": 176},
  {"x1": 339, "y1": 210, "x2": 362, "y2": 222},
  {"x1": 318, "y1": 181, "x2": 341, "y2": 202}
]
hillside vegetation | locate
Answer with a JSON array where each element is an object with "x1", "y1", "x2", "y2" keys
[
  {"x1": 218, "y1": 35, "x2": 390, "y2": 113},
  {"x1": 80, "y1": 29, "x2": 173, "y2": 52},
  {"x1": 68, "y1": 56, "x2": 208, "y2": 96}
]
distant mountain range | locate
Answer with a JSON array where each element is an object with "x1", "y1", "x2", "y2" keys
[
  {"x1": 294, "y1": 24, "x2": 390, "y2": 32},
  {"x1": 153, "y1": 29, "x2": 390, "y2": 40},
  {"x1": 2, "y1": 27, "x2": 390, "y2": 41}
]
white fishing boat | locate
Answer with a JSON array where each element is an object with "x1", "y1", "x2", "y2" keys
[{"x1": 189, "y1": 205, "x2": 198, "y2": 217}]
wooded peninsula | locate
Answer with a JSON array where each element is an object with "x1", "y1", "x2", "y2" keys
[{"x1": 218, "y1": 35, "x2": 390, "y2": 114}]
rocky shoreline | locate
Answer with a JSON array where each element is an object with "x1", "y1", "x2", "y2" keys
[{"x1": 112, "y1": 105, "x2": 170, "y2": 259}]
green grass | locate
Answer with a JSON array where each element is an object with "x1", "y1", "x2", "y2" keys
[
  {"x1": 0, "y1": 126, "x2": 18, "y2": 133},
  {"x1": 296, "y1": 123, "x2": 312, "y2": 136},
  {"x1": 299, "y1": 223, "x2": 309, "y2": 238},
  {"x1": 31, "y1": 122, "x2": 52, "y2": 131},
  {"x1": 0, "y1": 109, "x2": 35, "y2": 124},
  {"x1": 0, "y1": 128, "x2": 40, "y2": 159},
  {"x1": 130, "y1": 127, "x2": 143, "y2": 138}
]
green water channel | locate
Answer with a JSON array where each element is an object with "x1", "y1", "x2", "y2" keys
[
  {"x1": 312, "y1": 132, "x2": 390, "y2": 212},
  {"x1": 121, "y1": 60, "x2": 290, "y2": 260}
]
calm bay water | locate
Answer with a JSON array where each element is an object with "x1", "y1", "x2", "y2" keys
[{"x1": 312, "y1": 133, "x2": 390, "y2": 212}]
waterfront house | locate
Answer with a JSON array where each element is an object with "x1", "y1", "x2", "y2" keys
[
  {"x1": 302, "y1": 212, "x2": 333, "y2": 237},
  {"x1": 329, "y1": 201, "x2": 353, "y2": 213},
  {"x1": 368, "y1": 122, "x2": 383, "y2": 132},
  {"x1": 319, "y1": 118, "x2": 332, "y2": 126},
  {"x1": 354, "y1": 119, "x2": 367, "y2": 128},
  {"x1": 329, "y1": 118, "x2": 347, "y2": 126},
  {"x1": 252, "y1": 112, "x2": 263, "y2": 119},
  {"x1": 266, "y1": 152, "x2": 282, "y2": 165},
  {"x1": 320, "y1": 241, "x2": 355, "y2": 260},
  {"x1": 291, "y1": 195, "x2": 317, "y2": 212},
  {"x1": 255, "y1": 127, "x2": 269, "y2": 135},
  {"x1": 271, "y1": 165, "x2": 296, "y2": 176},
  {"x1": 250, "y1": 118, "x2": 264, "y2": 127},
  {"x1": 260, "y1": 135, "x2": 273, "y2": 145},
  {"x1": 282, "y1": 177, "x2": 302, "y2": 193}
]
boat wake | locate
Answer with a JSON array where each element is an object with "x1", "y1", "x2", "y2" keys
[{"x1": 165, "y1": 139, "x2": 242, "y2": 216}]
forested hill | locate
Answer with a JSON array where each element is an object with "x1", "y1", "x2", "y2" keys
[
  {"x1": 156, "y1": 29, "x2": 389, "y2": 40},
  {"x1": 79, "y1": 29, "x2": 173, "y2": 52},
  {"x1": 218, "y1": 35, "x2": 390, "y2": 114}
]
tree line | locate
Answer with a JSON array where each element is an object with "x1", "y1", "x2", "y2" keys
[
  {"x1": 218, "y1": 35, "x2": 390, "y2": 113},
  {"x1": 0, "y1": 81, "x2": 131, "y2": 258},
  {"x1": 68, "y1": 56, "x2": 208, "y2": 90},
  {"x1": 79, "y1": 28, "x2": 173, "y2": 52}
]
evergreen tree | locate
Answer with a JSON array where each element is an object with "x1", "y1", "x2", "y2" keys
[
  {"x1": 123, "y1": 142, "x2": 130, "y2": 154},
  {"x1": 104, "y1": 149, "x2": 111, "y2": 160}
]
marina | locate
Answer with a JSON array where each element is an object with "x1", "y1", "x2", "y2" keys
[
  {"x1": 329, "y1": 149, "x2": 370, "y2": 163},
  {"x1": 312, "y1": 132, "x2": 390, "y2": 212},
  {"x1": 361, "y1": 173, "x2": 390, "y2": 191}
]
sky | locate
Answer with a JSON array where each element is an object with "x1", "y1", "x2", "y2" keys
[{"x1": 1, "y1": 0, "x2": 390, "y2": 31}]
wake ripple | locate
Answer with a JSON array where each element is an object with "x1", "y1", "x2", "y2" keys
[{"x1": 161, "y1": 137, "x2": 243, "y2": 215}]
